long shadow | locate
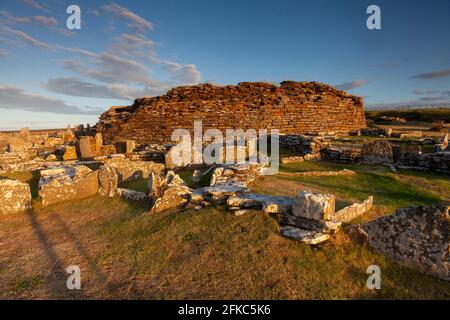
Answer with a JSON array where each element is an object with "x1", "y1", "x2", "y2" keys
[
  {"x1": 50, "y1": 213, "x2": 113, "y2": 297},
  {"x1": 25, "y1": 209, "x2": 70, "y2": 299}
]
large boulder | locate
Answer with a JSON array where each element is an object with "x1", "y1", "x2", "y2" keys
[
  {"x1": 0, "y1": 179, "x2": 32, "y2": 214},
  {"x1": 39, "y1": 165, "x2": 99, "y2": 206},
  {"x1": 292, "y1": 191, "x2": 335, "y2": 220},
  {"x1": 350, "y1": 205, "x2": 449, "y2": 281},
  {"x1": 151, "y1": 185, "x2": 192, "y2": 213},
  {"x1": 98, "y1": 165, "x2": 118, "y2": 197}
]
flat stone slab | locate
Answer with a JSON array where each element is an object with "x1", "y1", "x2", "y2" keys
[
  {"x1": 202, "y1": 185, "x2": 248, "y2": 202},
  {"x1": 117, "y1": 188, "x2": 148, "y2": 201},
  {"x1": 227, "y1": 193, "x2": 293, "y2": 214},
  {"x1": 279, "y1": 214, "x2": 341, "y2": 233},
  {"x1": 280, "y1": 226, "x2": 331, "y2": 245}
]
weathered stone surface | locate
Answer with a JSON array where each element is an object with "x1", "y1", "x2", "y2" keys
[
  {"x1": 104, "y1": 158, "x2": 164, "y2": 183},
  {"x1": 117, "y1": 188, "x2": 148, "y2": 201},
  {"x1": 281, "y1": 156, "x2": 304, "y2": 164},
  {"x1": 202, "y1": 185, "x2": 248, "y2": 203},
  {"x1": 151, "y1": 185, "x2": 192, "y2": 213},
  {"x1": 292, "y1": 191, "x2": 335, "y2": 220},
  {"x1": 98, "y1": 165, "x2": 118, "y2": 197},
  {"x1": 362, "y1": 141, "x2": 394, "y2": 164},
  {"x1": 165, "y1": 143, "x2": 202, "y2": 170},
  {"x1": 39, "y1": 165, "x2": 99, "y2": 206},
  {"x1": 63, "y1": 146, "x2": 78, "y2": 161},
  {"x1": 115, "y1": 140, "x2": 135, "y2": 154},
  {"x1": 227, "y1": 193, "x2": 293, "y2": 215},
  {"x1": 79, "y1": 136, "x2": 97, "y2": 159},
  {"x1": 278, "y1": 169, "x2": 356, "y2": 177},
  {"x1": 45, "y1": 154, "x2": 57, "y2": 161},
  {"x1": 279, "y1": 214, "x2": 341, "y2": 233},
  {"x1": 330, "y1": 196, "x2": 373, "y2": 223},
  {"x1": 97, "y1": 82, "x2": 366, "y2": 146},
  {"x1": 351, "y1": 206, "x2": 449, "y2": 281},
  {"x1": 0, "y1": 179, "x2": 32, "y2": 214},
  {"x1": 280, "y1": 226, "x2": 331, "y2": 245}
]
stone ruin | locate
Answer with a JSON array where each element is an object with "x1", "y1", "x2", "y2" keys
[
  {"x1": 96, "y1": 81, "x2": 366, "y2": 146},
  {"x1": 350, "y1": 205, "x2": 449, "y2": 281}
]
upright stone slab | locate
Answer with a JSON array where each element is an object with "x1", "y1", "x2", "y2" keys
[
  {"x1": 292, "y1": 190, "x2": 335, "y2": 220},
  {"x1": 98, "y1": 165, "x2": 118, "y2": 197},
  {"x1": 0, "y1": 179, "x2": 32, "y2": 214},
  {"x1": 63, "y1": 146, "x2": 78, "y2": 161},
  {"x1": 95, "y1": 133, "x2": 103, "y2": 156},
  {"x1": 79, "y1": 136, "x2": 96, "y2": 159}
]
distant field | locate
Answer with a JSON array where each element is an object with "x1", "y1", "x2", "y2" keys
[{"x1": 366, "y1": 108, "x2": 450, "y2": 123}]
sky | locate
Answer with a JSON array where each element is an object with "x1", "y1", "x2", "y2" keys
[{"x1": 0, "y1": 0, "x2": 450, "y2": 130}]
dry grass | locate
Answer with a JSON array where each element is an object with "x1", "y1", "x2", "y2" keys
[{"x1": 0, "y1": 162, "x2": 449, "y2": 299}]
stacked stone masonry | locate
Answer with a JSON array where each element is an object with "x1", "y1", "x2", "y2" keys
[{"x1": 97, "y1": 81, "x2": 366, "y2": 146}]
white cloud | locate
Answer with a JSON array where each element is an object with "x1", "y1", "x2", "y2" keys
[
  {"x1": 0, "y1": 84, "x2": 101, "y2": 115},
  {"x1": 1, "y1": 27, "x2": 51, "y2": 50},
  {"x1": 0, "y1": 11, "x2": 32, "y2": 25},
  {"x1": 22, "y1": 0, "x2": 45, "y2": 10},
  {"x1": 33, "y1": 15, "x2": 58, "y2": 26},
  {"x1": 335, "y1": 80, "x2": 367, "y2": 91},
  {"x1": 102, "y1": 2, "x2": 153, "y2": 33}
]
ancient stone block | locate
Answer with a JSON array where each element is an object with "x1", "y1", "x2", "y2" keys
[
  {"x1": 280, "y1": 226, "x2": 331, "y2": 245},
  {"x1": 115, "y1": 140, "x2": 136, "y2": 154},
  {"x1": 151, "y1": 185, "x2": 192, "y2": 213},
  {"x1": 117, "y1": 188, "x2": 148, "y2": 201},
  {"x1": 362, "y1": 141, "x2": 394, "y2": 164},
  {"x1": 0, "y1": 179, "x2": 32, "y2": 214},
  {"x1": 98, "y1": 165, "x2": 118, "y2": 197},
  {"x1": 292, "y1": 190, "x2": 335, "y2": 221},
  {"x1": 39, "y1": 165, "x2": 99, "y2": 206},
  {"x1": 329, "y1": 196, "x2": 373, "y2": 223},
  {"x1": 79, "y1": 136, "x2": 96, "y2": 159},
  {"x1": 351, "y1": 205, "x2": 449, "y2": 281},
  {"x1": 63, "y1": 146, "x2": 78, "y2": 161},
  {"x1": 103, "y1": 158, "x2": 164, "y2": 183}
]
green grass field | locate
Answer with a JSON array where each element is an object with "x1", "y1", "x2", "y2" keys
[
  {"x1": 366, "y1": 108, "x2": 450, "y2": 123},
  {"x1": 0, "y1": 161, "x2": 449, "y2": 299}
]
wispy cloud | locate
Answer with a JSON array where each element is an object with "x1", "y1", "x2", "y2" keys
[
  {"x1": 0, "y1": 49, "x2": 7, "y2": 59},
  {"x1": 22, "y1": 0, "x2": 45, "y2": 10},
  {"x1": 102, "y1": 2, "x2": 153, "y2": 33},
  {"x1": 33, "y1": 15, "x2": 57, "y2": 26},
  {"x1": 43, "y1": 77, "x2": 132, "y2": 100},
  {"x1": 335, "y1": 80, "x2": 367, "y2": 91},
  {"x1": 1, "y1": 27, "x2": 51, "y2": 50},
  {"x1": 0, "y1": 11, "x2": 32, "y2": 25},
  {"x1": 0, "y1": 84, "x2": 101, "y2": 115},
  {"x1": 411, "y1": 68, "x2": 450, "y2": 80}
]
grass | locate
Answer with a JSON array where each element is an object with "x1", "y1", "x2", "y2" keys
[
  {"x1": 366, "y1": 108, "x2": 450, "y2": 123},
  {"x1": 0, "y1": 162, "x2": 449, "y2": 299}
]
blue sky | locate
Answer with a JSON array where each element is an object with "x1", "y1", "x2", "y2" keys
[{"x1": 0, "y1": 0, "x2": 450, "y2": 130}]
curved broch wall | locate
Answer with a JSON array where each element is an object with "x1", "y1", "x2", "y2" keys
[{"x1": 96, "y1": 81, "x2": 367, "y2": 146}]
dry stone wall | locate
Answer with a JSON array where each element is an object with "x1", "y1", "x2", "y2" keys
[{"x1": 97, "y1": 81, "x2": 366, "y2": 146}]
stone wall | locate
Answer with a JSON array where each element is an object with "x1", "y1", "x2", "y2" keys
[
  {"x1": 97, "y1": 81, "x2": 366, "y2": 146},
  {"x1": 351, "y1": 206, "x2": 449, "y2": 281}
]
